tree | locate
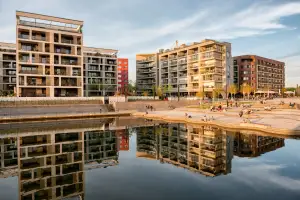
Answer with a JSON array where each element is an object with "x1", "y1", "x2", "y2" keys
[
  {"x1": 143, "y1": 91, "x2": 148, "y2": 97},
  {"x1": 213, "y1": 86, "x2": 223, "y2": 101},
  {"x1": 196, "y1": 91, "x2": 204, "y2": 99},
  {"x1": 156, "y1": 86, "x2": 163, "y2": 98},
  {"x1": 163, "y1": 84, "x2": 172, "y2": 97},
  {"x1": 151, "y1": 85, "x2": 156, "y2": 99},
  {"x1": 240, "y1": 83, "x2": 251, "y2": 99},
  {"x1": 127, "y1": 80, "x2": 136, "y2": 95},
  {"x1": 228, "y1": 84, "x2": 238, "y2": 99},
  {"x1": 263, "y1": 85, "x2": 271, "y2": 98},
  {"x1": 282, "y1": 87, "x2": 287, "y2": 97}
]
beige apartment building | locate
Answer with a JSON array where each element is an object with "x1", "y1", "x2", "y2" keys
[
  {"x1": 83, "y1": 47, "x2": 118, "y2": 97},
  {"x1": 16, "y1": 11, "x2": 84, "y2": 97},
  {"x1": 136, "y1": 39, "x2": 233, "y2": 97},
  {"x1": 0, "y1": 42, "x2": 16, "y2": 95},
  {"x1": 135, "y1": 123, "x2": 233, "y2": 177},
  {"x1": 18, "y1": 131, "x2": 85, "y2": 199},
  {"x1": 136, "y1": 53, "x2": 159, "y2": 95}
]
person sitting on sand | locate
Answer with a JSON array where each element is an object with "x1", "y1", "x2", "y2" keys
[
  {"x1": 185, "y1": 113, "x2": 188, "y2": 118},
  {"x1": 218, "y1": 104, "x2": 222, "y2": 111}
]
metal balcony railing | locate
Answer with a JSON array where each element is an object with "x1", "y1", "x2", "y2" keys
[
  {"x1": 32, "y1": 35, "x2": 46, "y2": 41},
  {"x1": 18, "y1": 34, "x2": 29, "y2": 39}
]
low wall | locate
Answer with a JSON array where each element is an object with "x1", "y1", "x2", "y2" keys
[
  {"x1": 0, "y1": 104, "x2": 113, "y2": 117},
  {"x1": 0, "y1": 97, "x2": 104, "y2": 107},
  {"x1": 115, "y1": 100, "x2": 199, "y2": 111}
]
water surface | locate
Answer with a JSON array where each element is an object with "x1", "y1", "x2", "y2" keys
[{"x1": 0, "y1": 118, "x2": 299, "y2": 200}]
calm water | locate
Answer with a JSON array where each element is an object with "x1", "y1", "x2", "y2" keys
[{"x1": 0, "y1": 118, "x2": 300, "y2": 200}]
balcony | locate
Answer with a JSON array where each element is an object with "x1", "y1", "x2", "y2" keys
[
  {"x1": 61, "y1": 59, "x2": 78, "y2": 65},
  {"x1": 20, "y1": 45, "x2": 39, "y2": 52},
  {"x1": 19, "y1": 70, "x2": 39, "y2": 75},
  {"x1": 55, "y1": 48, "x2": 71, "y2": 54},
  {"x1": 54, "y1": 70, "x2": 67, "y2": 76},
  {"x1": 32, "y1": 57, "x2": 50, "y2": 64},
  {"x1": 169, "y1": 67, "x2": 177, "y2": 72},
  {"x1": 18, "y1": 34, "x2": 29, "y2": 40},
  {"x1": 170, "y1": 61, "x2": 178, "y2": 66},
  {"x1": 61, "y1": 79, "x2": 78, "y2": 87},
  {"x1": 72, "y1": 70, "x2": 81, "y2": 76},
  {"x1": 3, "y1": 55, "x2": 16, "y2": 61},
  {"x1": 61, "y1": 37, "x2": 74, "y2": 44},
  {"x1": 189, "y1": 54, "x2": 199, "y2": 62},
  {"x1": 178, "y1": 59, "x2": 187, "y2": 65},
  {"x1": 32, "y1": 35, "x2": 46, "y2": 41},
  {"x1": 27, "y1": 81, "x2": 46, "y2": 86}
]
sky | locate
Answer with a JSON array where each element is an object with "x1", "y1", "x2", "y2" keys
[{"x1": 0, "y1": 0, "x2": 299, "y2": 87}]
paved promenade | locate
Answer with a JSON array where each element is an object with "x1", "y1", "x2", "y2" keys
[{"x1": 133, "y1": 107, "x2": 300, "y2": 136}]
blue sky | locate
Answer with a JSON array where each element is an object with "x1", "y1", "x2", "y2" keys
[{"x1": 0, "y1": 0, "x2": 299, "y2": 86}]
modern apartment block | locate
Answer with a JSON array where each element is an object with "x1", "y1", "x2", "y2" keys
[
  {"x1": 0, "y1": 137, "x2": 18, "y2": 178},
  {"x1": 233, "y1": 55, "x2": 285, "y2": 92},
  {"x1": 136, "y1": 54, "x2": 159, "y2": 95},
  {"x1": 18, "y1": 132, "x2": 85, "y2": 199},
  {"x1": 117, "y1": 129, "x2": 129, "y2": 151},
  {"x1": 84, "y1": 130, "x2": 119, "y2": 165},
  {"x1": 135, "y1": 124, "x2": 233, "y2": 177},
  {"x1": 117, "y1": 58, "x2": 129, "y2": 94},
  {"x1": 0, "y1": 42, "x2": 16, "y2": 95},
  {"x1": 234, "y1": 132, "x2": 285, "y2": 158},
  {"x1": 83, "y1": 47, "x2": 118, "y2": 96},
  {"x1": 16, "y1": 11, "x2": 84, "y2": 97},
  {"x1": 136, "y1": 39, "x2": 233, "y2": 97}
]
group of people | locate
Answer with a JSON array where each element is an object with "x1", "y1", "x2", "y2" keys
[
  {"x1": 145, "y1": 105, "x2": 155, "y2": 111},
  {"x1": 210, "y1": 104, "x2": 227, "y2": 112}
]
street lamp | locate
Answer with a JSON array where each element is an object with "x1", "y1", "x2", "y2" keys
[{"x1": 226, "y1": 70, "x2": 230, "y2": 107}]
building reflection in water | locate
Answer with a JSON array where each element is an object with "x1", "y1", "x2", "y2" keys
[
  {"x1": 0, "y1": 121, "x2": 125, "y2": 200},
  {"x1": 234, "y1": 131, "x2": 285, "y2": 158},
  {"x1": 135, "y1": 123, "x2": 285, "y2": 177},
  {"x1": 0, "y1": 121, "x2": 285, "y2": 199}
]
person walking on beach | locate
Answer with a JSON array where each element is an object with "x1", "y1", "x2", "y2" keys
[{"x1": 239, "y1": 110, "x2": 243, "y2": 118}]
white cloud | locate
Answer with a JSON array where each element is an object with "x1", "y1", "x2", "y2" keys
[
  {"x1": 0, "y1": 0, "x2": 299, "y2": 84},
  {"x1": 234, "y1": 163, "x2": 300, "y2": 191}
]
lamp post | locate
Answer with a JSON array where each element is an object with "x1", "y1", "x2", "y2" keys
[
  {"x1": 177, "y1": 85, "x2": 180, "y2": 101},
  {"x1": 226, "y1": 71, "x2": 230, "y2": 107}
]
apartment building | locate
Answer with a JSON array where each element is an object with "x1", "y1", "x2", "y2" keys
[
  {"x1": 234, "y1": 132, "x2": 285, "y2": 157},
  {"x1": 0, "y1": 42, "x2": 16, "y2": 95},
  {"x1": 18, "y1": 131, "x2": 84, "y2": 199},
  {"x1": 117, "y1": 129, "x2": 129, "y2": 151},
  {"x1": 16, "y1": 11, "x2": 84, "y2": 97},
  {"x1": 83, "y1": 47, "x2": 118, "y2": 97},
  {"x1": 135, "y1": 124, "x2": 233, "y2": 177},
  {"x1": 136, "y1": 125, "x2": 160, "y2": 160},
  {"x1": 233, "y1": 55, "x2": 285, "y2": 92},
  {"x1": 136, "y1": 53, "x2": 159, "y2": 95},
  {"x1": 84, "y1": 130, "x2": 119, "y2": 165},
  {"x1": 136, "y1": 39, "x2": 232, "y2": 97},
  {"x1": 159, "y1": 40, "x2": 233, "y2": 97},
  {"x1": 0, "y1": 137, "x2": 18, "y2": 178},
  {"x1": 117, "y1": 58, "x2": 129, "y2": 94}
]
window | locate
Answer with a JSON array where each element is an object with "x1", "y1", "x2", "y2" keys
[
  {"x1": 243, "y1": 71, "x2": 248, "y2": 74},
  {"x1": 247, "y1": 65, "x2": 250, "y2": 68},
  {"x1": 124, "y1": 62, "x2": 127, "y2": 64},
  {"x1": 118, "y1": 61, "x2": 122, "y2": 64},
  {"x1": 243, "y1": 77, "x2": 249, "y2": 80}
]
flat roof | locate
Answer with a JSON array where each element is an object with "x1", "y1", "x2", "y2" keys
[
  {"x1": 16, "y1": 11, "x2": 83, "y2": 26},
  {"x1": 0, "y1": 42, "x2": 16, "y2": 48},
  {"x1": 83, "y1": 46, "x2": 118, "y2": 55},
  {"x1": 233, "y1": 55, "x2": 285, "y2": 64}
]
